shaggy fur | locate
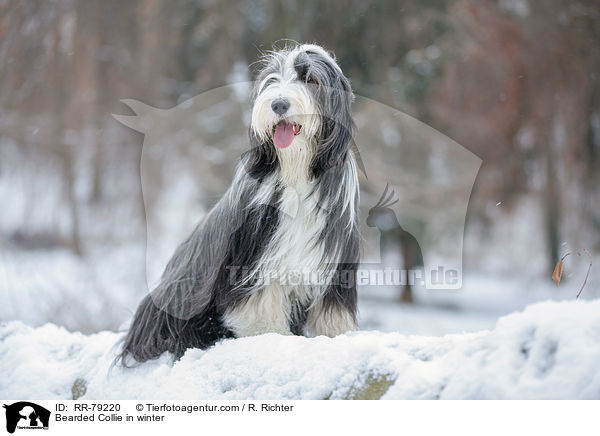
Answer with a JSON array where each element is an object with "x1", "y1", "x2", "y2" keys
[{"x1": 120, "y1": 43, "x2": 360, "y2": 364}]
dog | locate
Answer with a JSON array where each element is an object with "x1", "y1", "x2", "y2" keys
[{"x1": 120, "y1": 43, "x2": 360, "y2": 364}]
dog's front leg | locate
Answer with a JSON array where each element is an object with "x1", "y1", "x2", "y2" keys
[
  {"x1": 305, "y1": 296, "x2": 358, "y2": 338},
  {"x1": 222, "y1": 284, "x2": 292, "y2": 337}
]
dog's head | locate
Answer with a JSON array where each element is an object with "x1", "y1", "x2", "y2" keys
[{"x1": 248, "y1": 43, "x2": 355, "y2": 180}]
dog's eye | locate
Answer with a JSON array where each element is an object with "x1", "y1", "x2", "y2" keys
[
  {"x1": 264, "y1": 77, "x2": 277, "y2": 87},
  {"x1": 294, "y1": 55, "x2": 313, "y2": 84},
  {"x1": 298, "y1": 68, "x2": 316, "y2": 85}
]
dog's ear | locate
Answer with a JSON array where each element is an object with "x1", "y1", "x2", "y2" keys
[
  {"x1": 311, "y1": 73, "x2": 355, "y2": 178},
  {"x1": 242, "y1": 130, "x2": 278, "y2": 180}
]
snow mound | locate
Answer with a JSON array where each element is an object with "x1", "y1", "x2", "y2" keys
[{"x1": 2, "y1": 299, "x2": 600, "y2": 399}]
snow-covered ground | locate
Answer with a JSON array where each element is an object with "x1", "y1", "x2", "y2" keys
[
  {"x1": 1, "y1": 241, "x2": 598, "y2": 400},
  {"x1": 1, "y1": 299, "x2": 599, "y2": 399}
]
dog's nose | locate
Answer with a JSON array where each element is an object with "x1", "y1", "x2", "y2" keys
[{"x1": 271, "y1": 98, "x2": 290, "y2": 116}]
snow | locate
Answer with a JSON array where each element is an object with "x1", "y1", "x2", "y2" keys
[{"x1": 2, "y1": 299, "x2": 600, "y2": 400}]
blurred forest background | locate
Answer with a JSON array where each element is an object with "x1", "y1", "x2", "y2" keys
[{"x1": 1, "y1": 0, "x2": 599, "y2": 334}]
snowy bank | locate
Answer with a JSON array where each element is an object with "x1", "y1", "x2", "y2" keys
[{"x1": 1, "y1": 299, "x2": 600, "y2": 400}]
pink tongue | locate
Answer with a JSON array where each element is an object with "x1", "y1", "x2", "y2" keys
[{"x1": 273, "y1": 122, "x2": 294, "y2": 149}]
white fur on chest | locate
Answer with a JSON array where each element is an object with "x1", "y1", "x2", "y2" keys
[
  {"x1": 222, "y1": 179, "x2": 329, "y2": 337},
  {"x1": 260, "y1": 181, "x2": 328, "y2": 301}
]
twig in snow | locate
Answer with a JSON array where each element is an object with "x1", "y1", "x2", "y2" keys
[{"x1": 551, "y1": 249, "x2": 593, "y2": 300}]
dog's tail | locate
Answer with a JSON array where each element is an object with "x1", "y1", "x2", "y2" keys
[
  {"x1": 117, "y1": 294, "x2": 234, "y2": 366},
  {"x1": 118, "y1": 294, "x2": 177, "y2": 365}
]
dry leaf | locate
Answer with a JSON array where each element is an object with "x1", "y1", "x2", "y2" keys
[
  {"x1": 552, "y1": 249, "x2": 593, "y2": 299},
  {"x1": 552, "y1": 260, "x2": 563, "y2": 286}
]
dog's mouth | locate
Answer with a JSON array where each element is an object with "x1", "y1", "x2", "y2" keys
[{"x1": 272, "y1": 121, "x2": 302, "y2": 149}]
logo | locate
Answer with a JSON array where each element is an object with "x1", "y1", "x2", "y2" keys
[{"x1": 3, "y1": 402, "x2": 50, "y2": 434}]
